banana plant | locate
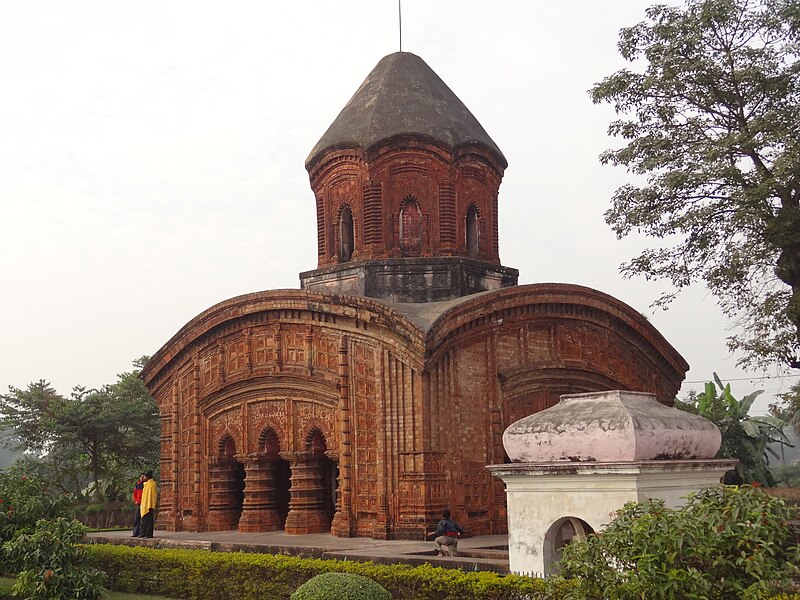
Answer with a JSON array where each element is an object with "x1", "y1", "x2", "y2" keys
[{"x1": 679, "y1": 373, "x2": 793, "y2": 486}]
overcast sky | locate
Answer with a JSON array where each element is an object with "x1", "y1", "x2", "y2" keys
[{"x1": 1, "y1": 1, "x2": 795, "y2": 416}]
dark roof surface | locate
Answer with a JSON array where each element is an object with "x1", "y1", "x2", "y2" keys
[{"x1": 306, "y1": 52, "x2": 505, "y2": 167}]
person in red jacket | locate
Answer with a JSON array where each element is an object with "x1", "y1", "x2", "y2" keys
[{"x1": 131, "y1": 473, "x2": 145, "y2": 537}]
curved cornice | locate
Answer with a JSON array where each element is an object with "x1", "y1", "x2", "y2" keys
[
  {"x1": 424, "y1": 283, "x2": 689, "y2": 376},
  {"x1": 142, "y1": 289, "x2": 426, "y2": 387}
]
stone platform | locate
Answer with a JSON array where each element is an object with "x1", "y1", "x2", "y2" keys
[{"x1": 86, "y1": 530, "x2": 510, "y2": 574}]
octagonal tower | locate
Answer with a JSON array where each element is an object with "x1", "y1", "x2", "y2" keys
[{"x1": 300, "y1": 52, "x2": 518, "y2": 302}]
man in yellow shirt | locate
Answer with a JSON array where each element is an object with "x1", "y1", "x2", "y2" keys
[{"x1": 138, "y1": 470, "x2": 157, "y2": 538}]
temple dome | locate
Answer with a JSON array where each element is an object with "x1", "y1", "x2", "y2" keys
[
  {"x1": 306, "y1": 52, "x2": 506, "y2": 167},
  {"x1": 503, "y1": 390, "x2": 722, "y2": 463}
]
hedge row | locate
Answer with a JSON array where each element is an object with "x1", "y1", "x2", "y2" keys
[{"x1": 85, "y1": 544, "x2": 572, "y2": 600}]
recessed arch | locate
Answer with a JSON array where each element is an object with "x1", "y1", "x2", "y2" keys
[
  {"x1": 399, "y1": 196, "x2": 422, "y2": 255},
  {"x1": 304, "y1": 427, "x2": 328, "y2": 456},
  {"x1": 209, "y1": 434, "x2": 246, "y2": 531},
  {"x1": 303, "y1": 427, "x2": 337, "y2": 525},
  {"x1": 543, "y1": 516, "x2": 594, "y2": 575},
  {"x1": 466, "y1": 204, "x2": 480, "y2": 258},
  {"x1": 218, "y1": 434, "x2": 237, "y2": 458},
  {"x1": 339, "y1": 204, "x2": 354, "y2": 262},
  {"x1": 258, "y1": 426, "x2": 282, "y2": 457}
]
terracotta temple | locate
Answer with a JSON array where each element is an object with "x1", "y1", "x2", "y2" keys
[{"x1": 142, "y1": 52, "x2": 689, "y2": 538}]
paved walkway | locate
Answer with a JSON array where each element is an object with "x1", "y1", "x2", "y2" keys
[{"x1": 87, "y1": 529, "x2": 510, "y2": 573}]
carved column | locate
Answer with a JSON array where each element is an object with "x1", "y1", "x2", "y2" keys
[
  {"x1": 206, "y1": 456, "x2": 242, "y2": 531},
  {"x1": 156, "y1": 382, "x2": 179, "y2": 531},
  {"x1": 238, "y1": 454, "x2": 283, "y2": 532},
  {"x1": 331, "y1": 336, "x2": 355, "y2": 537},
  {"x1": 282, "y1": 451, "x2": 330, "y2": 535}
]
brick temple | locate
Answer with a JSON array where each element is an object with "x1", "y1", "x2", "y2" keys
[{"x1": 142, "y1": 52, "x2": 689, "y2": 539}]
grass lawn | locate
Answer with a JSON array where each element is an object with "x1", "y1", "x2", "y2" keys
[{"x1": 0, "y1": 577, "x2": 178, "y2": 599}]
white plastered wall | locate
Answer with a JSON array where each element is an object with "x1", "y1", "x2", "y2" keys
[{"x1": 489, "y1": 460, "x2": 736, "y2": 576}]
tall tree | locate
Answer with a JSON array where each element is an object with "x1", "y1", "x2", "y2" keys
[
  {"x1": 0, "y1": 381, "x2": 62, "y2": 453},
  {"x1": 592, "y1": 0, "x2": 800, "y2": 370},
  {"x1": 0, "y1": 358, "x2": 159, "y2": 499}
]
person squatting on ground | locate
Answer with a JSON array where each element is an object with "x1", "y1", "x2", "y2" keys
[
  {"x1": 131, "y1": 472, "x2": 145, "y2": 537},
  {"x1": 138, "y1": 470, "x2": 157, "y2": 538},
  {"x1": 427, "y1": 508, "x2": 464, "y2": 556}
]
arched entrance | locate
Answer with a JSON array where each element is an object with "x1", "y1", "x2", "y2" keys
[
  {"x1": 283, "y1": 428, "x2": 338, "y2": 535},
  {"x1": 543, "y1": 516, "x2": 594, "y2": 575},
  {"x1": 207, "y1": 435, "x2": 246, "y2": 531},
  {"x1": 238, "y1": 427, "x2": 292, "y2": 532}
]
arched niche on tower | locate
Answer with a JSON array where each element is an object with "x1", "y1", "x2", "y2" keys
[
  {"x1": 338, "y1": 205, "x2": 355, "y2": 262},
  {"x1": 466, "y1": 204, "x2": 480, "y2": 258},
  {"x1": 399, "y1": 196, "x2": 423, "y2": 256}
]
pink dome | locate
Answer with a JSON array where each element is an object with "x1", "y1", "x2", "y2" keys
[{"x1": 503, "y1": 390, "x2": 722, "y2": 463}]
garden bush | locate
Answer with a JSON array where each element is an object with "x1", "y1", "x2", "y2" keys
[
  {"x1": 0, "y1": 472, "x2": 75, "y2": 541},
  {"x1": 4, "y1": 517, "x2": 106, "y2": 599},
  {"x1": 558, "y1": 485, "x2": 800, "y2": 600},
  {"x1": 290, "y1": 572, "x2": 391, "y2": 600},
  {"x1": 86, "y1": 543, "x2": 573, "y2": 600},
  {"x1": 0, "y1": 471, "x2": 75, "y2": 573}
]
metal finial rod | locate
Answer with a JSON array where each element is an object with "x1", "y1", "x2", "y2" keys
[{"x1": 399, "y1": 0, "x2": 402, "y2": 52}]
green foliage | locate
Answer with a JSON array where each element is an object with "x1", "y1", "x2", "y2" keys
[
  {"x1": 591, "y1": 0, "x2": 800, "y2": 370},
  {"x1": 290, "y1": 572, "x2": 391, "y2": 600},
  {"x1": 87, "y1": 544, "x2": 573, "y2": 600},
  {"x1": 4, "y1": 517, "x2": 106, "y2": 600},
  {"x1": 0, "y1": 471, "x2": 74, "y2": 545},
  {"x1": 772, "y1": 462, "x2": 800, "y2": 487},
  {"x1": 0, "y1": 358, "x2": 160, "y2": 501},
  {"x1": 771, "y1": 381, "x2": 800, "y2": 437},
  {"x1": 676, "y1": 373, "x2": 792, "y2": 485},
  {"x1": 558, "y1": 485, "x2": 800, "y2": 600}
]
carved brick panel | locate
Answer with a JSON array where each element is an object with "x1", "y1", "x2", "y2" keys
[
  {"x1": 252, "y1": 329, "x2": 277, "y2": 368},
  {"x1": 209, "y1": 408, "x2": 244, "y2": 456},
  {"x1": 352, "y1": 343, "x2": 379, "y2": 533},
  {"x1": 199, "y1": 348, "x2": 220, "y2": 391},
  {"x1": 247, "y1": 401, "x2": 289, "y2": 454},
  {"x1": 225, "y1": 336, "x2": 248, "y2": 376}
]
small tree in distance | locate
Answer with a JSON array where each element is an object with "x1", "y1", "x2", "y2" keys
[{"x1": 0, "y1": 357, "x2": 160, "y2": 500}]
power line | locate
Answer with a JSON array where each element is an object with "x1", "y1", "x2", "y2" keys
[{"x1": 683, "y1": 374, "x2": 798, "y2": 384}]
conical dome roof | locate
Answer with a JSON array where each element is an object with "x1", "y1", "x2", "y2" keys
[{"x1": 306, "y1": 52, "x2": 506, "y2": 168}]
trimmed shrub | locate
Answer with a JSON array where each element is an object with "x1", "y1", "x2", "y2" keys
[
  {"x1": 290, "y1": 572, "x2": 391, "y2": 600},
  {"x1": 86, "y1": 543, "x2": 573, "y2": 600}
]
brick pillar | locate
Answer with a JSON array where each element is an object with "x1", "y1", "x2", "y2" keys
[
  {"x1": 331, "y1": 337, "x2": 355, "y2": 537},
  {"x1": 237, "y1": 454, "x2": 283, "y2": 532},
  {"x1": 326, "y1": 450, "x2": 346, "y2": 536},
  {"x1": 206, "y1": 456, "x2": 243, "y2": 531},
  {"x1": 282, "y1": 451, "x2": 330, "y2": 535}
]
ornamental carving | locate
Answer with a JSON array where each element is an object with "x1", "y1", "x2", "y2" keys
[
  {"x1": 295, "y1": 401, "x2": 335, "y2": 450},
  {"x1": 209, "y1": 408, "x2": 243, "y2": 456},
  {"x1": 248, "y1": 401, "x2": 288, "y2": 454}
]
